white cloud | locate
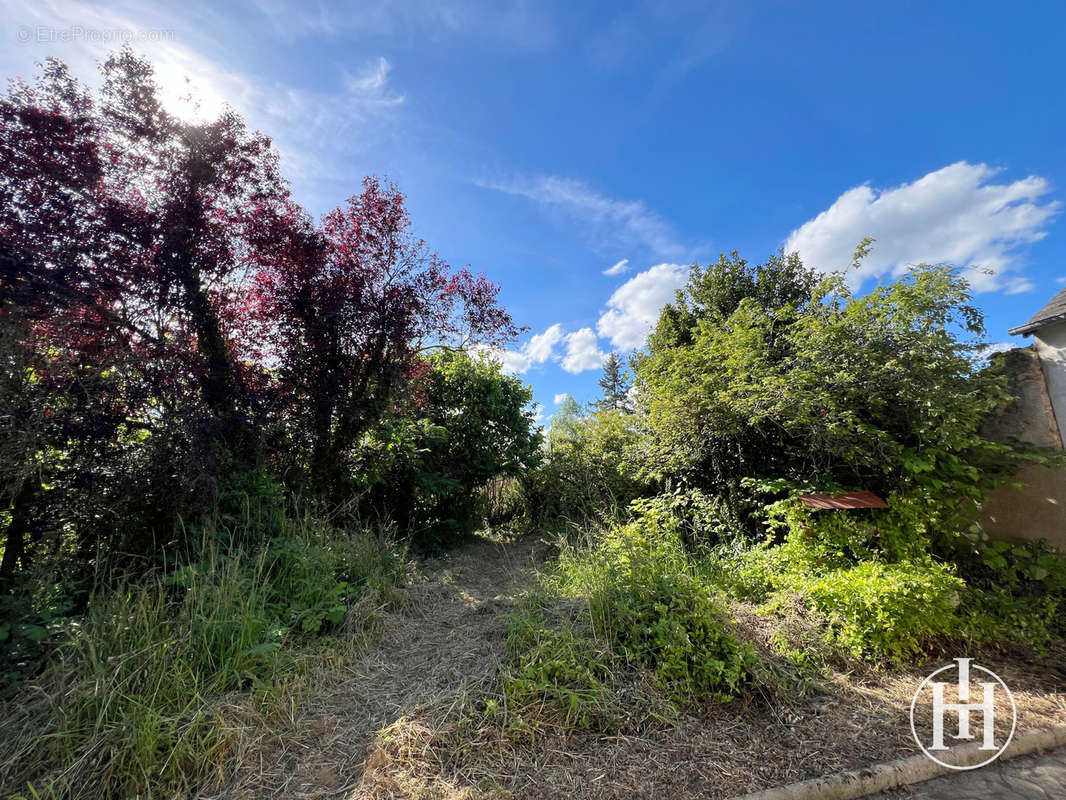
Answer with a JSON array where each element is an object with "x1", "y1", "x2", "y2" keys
[
  {"x1": 250, "y1": 0, "x2": 554, "y2": 49},
  {"x1": 471, "y1": 345, "x2": 527, "y2": 375},
  {"x1": 1004, "y1": 277, "x2": 1036, "y2": 295},
  {"x1": 524, "y1": 323, "x2": 565, "y2": 363},
  {"x1": 488, "y1": 263, "x2": 690, "y2": 374},
  {"x1": 482, "y1": 323, "x2": 564, "y2": 374},
  {"x1": 596, "y1": 262, "x2": 688, "y2": 350},
  {"x1": 983, "y1": 341, "x2": 1017, "y2": 357},
  {"x1": 488, "y1": 322, "x2": 609, "y2": 376},
  {"x1": 242, "y1": 57, "x2": 403, "y2": 188},
  {"x1": 603, "y1": 258, "x2": 630, "y2": 276},
  {"x1": 553, "y1": 393, "x2": 568, "y2": 405},
  {"x1": 497, "y1": 349, "x2": 534, "y2": 374},
  {"x1": 562, "y1": 328, "x2": 606, "y2": 373},
  {"x1": 784, "y1": 162, "x2": 1060, "y2": 292},
  {"x1": 479, "y1": 174, "x2": 686, "y2": 259},
  {"x1": 343, "y1": 56, "x2": 392, "y2": 93}
]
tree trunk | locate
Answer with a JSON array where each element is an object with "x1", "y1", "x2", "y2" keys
[
  {"x1": 1, "y1": 480, "x2": 36, "y2": 588},
  {"x1": 165, "y1": 182, "x2": 256, "y2": 469}
]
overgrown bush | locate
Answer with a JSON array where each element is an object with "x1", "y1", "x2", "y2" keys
[
  {"x1": 0, "y1": 511, "x2": 402, "y2": 800},
  {"x1": 947, "y1": 534, "x2": 1066, "y2": 650},
  {"x1": 353, "y1": 350, "x2": 541, "y2": 548},
  {"x1": 524, "y1": 404, "x2": 650, "y2": 527},
  {"x1": 715, "y1": 490, "x2": 1066, "y2": 660},
  {"x1": 717, "y1": 533, "x2": 963, "y2": 661},
  {"x1": 504, "y1": 510, "x2": 754, "y2": 731},
  {"x1": 788, "y1": 560, "x2": 963, "y2": 660},
  {"x1": 505, "y1": 605, "x2": 620, "y2": 730},
  {"x1": 635, "y1": 249, "x2": 1041, "y2": 541},
  {"x1": 764, "y1": 490, "x2": 947, "y2": 562},
  {"x1": 631, "y1": 488, "x2": 741, "y2": 548},
  {"x1": 572, "y1": 515, "x2": 753, "y2": 699}
]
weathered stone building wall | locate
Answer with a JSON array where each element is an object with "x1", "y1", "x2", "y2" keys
[
  {"x1": 1033, "y1": 319, "x2": 1066, "y2": 433},
  {"x1": 979, "y1": 346, "x2": 1066, "y2": 550}
]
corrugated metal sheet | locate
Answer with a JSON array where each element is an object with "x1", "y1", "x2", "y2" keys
[{"x1": 796, "y1": 490, "x2": 888, "y2": 510}]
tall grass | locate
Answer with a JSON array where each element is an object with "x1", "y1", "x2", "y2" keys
[
  {"x1": 0, "y1": 510, "x2": 402, "y2": 800},
  {"x1": 503, "y1": 511, "x2": 755, "y2": 735}
]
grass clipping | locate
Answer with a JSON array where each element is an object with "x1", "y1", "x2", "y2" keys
[{"x1": 361, "y1": 517, "x2": 758, "y2": 798}]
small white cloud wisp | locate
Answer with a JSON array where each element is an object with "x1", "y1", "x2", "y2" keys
[{"x1": 479, "y1": 174, "x2": 688, "y2": 260}]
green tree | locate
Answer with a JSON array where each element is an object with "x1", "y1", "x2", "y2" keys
[
  {"x1": 375, "y1": 350, "x2": 541, "y2": 546},
  {"x1": 530, "y1": 399, "x2": 649, "y2": 523},
  {"x1": 647, "y1": 251, "x2": 821, "y2": 351},
  {"x1": 635, "y1": 248, "x2": 1025, "y2": 538},
  {"x1": 597, "y1": 352, "x2": 633, "y2": 412},
  {"x1": 548, "y1": 395, "x2": 584, "y2": 449}
]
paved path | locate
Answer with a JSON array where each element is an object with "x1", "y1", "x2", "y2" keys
[{"x1": 879, "y1": 748, "x2": 1066, "y2": 799}]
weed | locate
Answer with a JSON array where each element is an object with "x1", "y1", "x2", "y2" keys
[{"x1": 0, "y1": 510, "x2": 401, "y2": 799}]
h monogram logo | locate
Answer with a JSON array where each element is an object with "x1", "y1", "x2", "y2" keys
[
  {"x1": 929, "y1": 658, "x2": 996, "y2": 750},
  {"x1": 911, "y1": 658, "x2": 1016, "y2": 770}
]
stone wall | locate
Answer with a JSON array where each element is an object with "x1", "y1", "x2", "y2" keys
[
  {"x1": 979, "y1": 346, "x2": 1066, "y2": 550},
  {"x1": 1034, "y1": 319, "x2": 1066, "y2": 434},
  {"x1": 982, "y1": 346, "x2": 1062, "y2": 449}
]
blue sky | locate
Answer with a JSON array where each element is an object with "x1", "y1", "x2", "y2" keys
[{"x1": 5, "y1": 1, "x2": 1066, "y2": 422}]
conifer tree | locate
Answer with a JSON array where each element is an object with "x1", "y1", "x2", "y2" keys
[{"x1": 597, "y1": 352, "x2": 632, "y2": 412}]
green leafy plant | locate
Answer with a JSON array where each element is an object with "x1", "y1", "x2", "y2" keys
[
  {"x1": 791, "y1": 560, "x2": 964, "y2": 660},
  {"x1": 499, "y1": 509, "x2": 756, "y2": 736},
  {"x1": 715, "y1": 492, "x2": 970, "y2": 662},
  {"x1": 504, "y1": 605, "x2": 620, "y2": 730},
  {"x1": 551, "y1": 512, "x2": 755, "y2": 700},
  {"x1": 947, "y1": 532, "x2": 1066, "y2": 650}
]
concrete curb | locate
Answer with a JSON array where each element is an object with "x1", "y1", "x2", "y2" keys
[{"x1": 729, "y1": 725, "x2": 1066, "y2": 800}]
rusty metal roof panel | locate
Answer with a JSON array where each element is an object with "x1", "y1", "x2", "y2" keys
[{"x1": 796, "y1": 490, "x2": 888, "y2": 510}]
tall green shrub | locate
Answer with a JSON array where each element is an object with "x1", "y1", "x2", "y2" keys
[{"x1": 636, "y1": 248, "x2": 1033, "y2": 541}]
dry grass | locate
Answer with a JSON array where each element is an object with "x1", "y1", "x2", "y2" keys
[
  {"x1": 213, "y1": 533, "x2": 547, "y2": 799},
  {"x1": 360, "y1": 647, "x2": 1064, "y2": 799},
  {"x1": 217, "y1": 534, "x2": 1066, "y2": 800}
]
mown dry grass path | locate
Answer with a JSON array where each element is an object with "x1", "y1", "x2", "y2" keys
[
  {"x1": 220, "y1": 533, "x2": 1065, "y2": 800},
  {"x1": 223, "y1": 534, "x2": 546, "y2": 799}
]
